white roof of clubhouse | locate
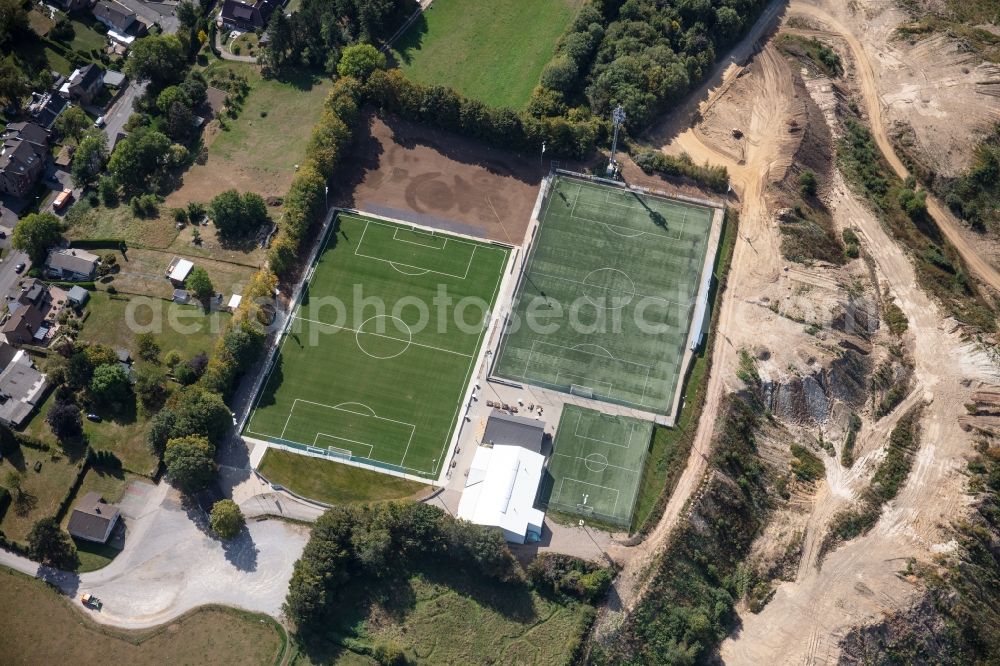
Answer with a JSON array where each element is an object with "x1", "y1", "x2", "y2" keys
[
  {"x1": 457, "y1": 444, "x2": 545, "y2": 544},
  {"x1": 168, "y1": 258, "x2": 193, "y2": 282}
]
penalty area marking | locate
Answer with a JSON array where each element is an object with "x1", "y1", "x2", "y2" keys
[{"x1": 353, "y1": 219, "x2": 476, "y2": 280}]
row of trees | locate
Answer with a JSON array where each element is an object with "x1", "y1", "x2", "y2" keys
[
  {"x1": 259, "y1": 0, "x2": 414, "y2": 75},
  {"x1": 633, "y1": 150, "x2": 729, "y2": 192},
  {"x1": 285, "y1": 501, "x2": 520, "y2": 633},
  {"x1": 266, "y1": 69, "x2": 362, "y2": 278}
]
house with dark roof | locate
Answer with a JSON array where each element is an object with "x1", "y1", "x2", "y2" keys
[
  {"x1": 67, "y1": 492, "x2": 121, "y2": 543},
  {"x1": 0, "y1": 344, "x2": 48, "y2": 427},
  {"x1": 482, "y1": 410, "x2": 546, "y2": 453},
  {"x1": 51, "y1": 0, "x2": 91, "y2": 12},
  {"x1": 46, "y1": 248, "x2": 99, "y2": 281},
  {"x1": 93, "y1": 0, "x2": 141, "y2": 41},
  {"x1": 60, "y1": 64, "x2": 105, "y2": 105},
  {"x1": 8, "y1": 278, "x2": 51, "y2": 317},
  {"x1": 218, "y1": 0, "x2": 281, "y2": 31},
  {"x1": 1, "y1": 304, "x2": 44, "y2": 345},
  {"x1": 27, "y1": 92, "x2": 69, "y2": 130},
  {"x1": 0, "y1": 122, "x2": 49, "y2": 198}
]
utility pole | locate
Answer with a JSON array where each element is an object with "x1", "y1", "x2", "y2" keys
[{"x1": 607, "y1": 105, "x2": 626, "y2": 179}]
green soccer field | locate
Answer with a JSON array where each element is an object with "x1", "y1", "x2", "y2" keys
[
  {"x1": 541, "y1": 405, "x2": 653, "y2": 526},
  {"x1": 493, "y1": 176, "x2": 715, "y2": 414},
  {"x1": 245, "y1": 213, "x2": 510, "y2": 479}
]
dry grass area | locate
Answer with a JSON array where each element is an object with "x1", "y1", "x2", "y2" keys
[
  {"x1": 166, "y1": 62, "x2": 332, "y2": 207},
  {"x1": 103, "y1": 246, "x2": 258, "y2": 300},
  {"x1": 0, "y1": 569, "x2": 286, "y2": 666}
]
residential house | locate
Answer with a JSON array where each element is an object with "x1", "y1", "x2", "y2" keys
[
  {"x1": 218, "y1": 0, "x2": 281, "y2": 31},
  {"x1": 8, "y1": 278, "x2": 51, "y2": 317},
  {"x1": 27, "y1": 92, "x2": 69, "y2": 130},
  {"x1": 93, "y1": 0, "x2": 143, "y2": 43},
  {"x1": 51, "y1": 0, "x2": 92, "y2": 12},
  {"x1": 60, "y1": 64, "x2": 105, "y2": 105},
  {"x1": 0, "y1": 122, "x2": 49, "y2": 198},
  {"x1": 1, "y1": 304, "x2": 45, "y2": 345},
  {"x1": 0, "y1": 344, "x2": 49, "y2": 427},
  {"x1": 67, "y1": 492, "x2": 121, "y2": 543},
  {"x1": 46, "y1": 248, "x2": 99, "y2": 281}
]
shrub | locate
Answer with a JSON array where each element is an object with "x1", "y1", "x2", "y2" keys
[
  {"x1": 209, "y1": 499, "x2": 244, "y2": 538},
  {"x1": 799, "y1": 170, "x2": 818, "y2": 197}
]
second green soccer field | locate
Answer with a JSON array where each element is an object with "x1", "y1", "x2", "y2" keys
[
  {"x1": 494, "y1": 176, "x2": 715, "y2": 414},
  {"x1": 245, "y1": 213, "x2": 509, "y2": 478}
]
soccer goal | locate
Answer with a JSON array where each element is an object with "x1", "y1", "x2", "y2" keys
[{"x1": 570, "y1": 384, "x2": 595, "y2": 399}]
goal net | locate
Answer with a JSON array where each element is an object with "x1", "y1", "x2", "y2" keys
[
  {"x1": 326, "y1": 445, "x2": 352, "y2": 459},
  {"x1": 570, "y1": 384, "x2": 594, "y2": 399}
]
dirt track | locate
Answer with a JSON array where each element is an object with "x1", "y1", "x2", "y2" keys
[
  {"x1": 788, "y1": 2, "x2": 1000, "y2": 293},
  {"x1": 336, "y1": 113, "x2": 543, "y2": 244}
]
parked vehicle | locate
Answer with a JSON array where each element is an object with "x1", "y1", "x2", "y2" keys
[
  {"x1": 53, "y1": 188, "x2": 73, "y2": 212},
  {"x1": 94, "y1": 116, "x2": 105, "y2": 128},
  {"x1": 14, "y1": 263, "x2": 25, "y2": 274},
  {"x1": 81, "y1": 593, "x2": 102, "y2": 610},
  {"x1": 86, "y1": 413, "x2": 102, "y2": 423}
]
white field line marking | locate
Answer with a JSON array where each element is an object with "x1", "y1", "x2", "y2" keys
[
  {"x1": 529, "y1": 270, "x2": 688, "y2": 308},
  {"x1": 553, "y1": 452, "x2": 640, "y2": 475},
  {"x1": 554, "y1": 477, "x2": 621, "y2": 511},
  {"x1": 294, "y1": 398, "x2": 416, "y2": 467},
  {"x1": 556, "y1": 371, "x2": 613, "y2": 397},
  {"x1": 392, "y1": 226, "x2": 447, "y2": 249},
  {"x1": 314, "y1": 432, "x2": 375, "y2": 459},
  {"x1": 534, "y1": 340, "x2": 654, "y2": 368},
  {"x1": 571, "y1": 411, "x2": 634, "y2": 450},
  {"x1": 291, "y1": 316, "x2": 473, "y2": 358},
  {"x1": 352, "y1": 219, "x2": 475, "y2": 279}
]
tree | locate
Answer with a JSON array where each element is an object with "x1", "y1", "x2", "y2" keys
[
  {"x1": 27, "y1": 518, "x2": 77, "y2": 569},
  {"x1": 0, "y1": 55, "x2": 28, "y2": 108},
  {"x1": 186, "y1": 267, "x2": 214, "y2": 301},
  {"x1": 156, "y1": 85, "x2": 191, "y2": 115},
  {"x1": 54, "y1": 106, "x2": 90, "y2": 144},
  {"x1": 137, "y1": 332, "x2": 160, "y2": 362},
  {"x1": 208, "y1": 190, "x2": 269, "y2": 238},
  {"x1": 209, "y1": 499, "x2": 244, "y2": 538},
  {"x1": 799, "y1": 170, "x2": 818, "y2": 197},
  {"x1": 147, "y1": 407, "x2": 177, "y2": 455},
  {"x1": 71, "y1": 129, "x2": 109, "y2": 186},
  {"x1": 134, "y1": 363, "x2": 168, "y2": 408},
  {"x1": 89, "y1": 363, "x2": 132, "y2": 407},
  {"x1": 47, "y1": 400, "x2": 83, "y2": 440},
  {"x1": 108, "y1": 126, "x2": 171, "y2": 193},
  {"x1": 163, "y1": 435, "x2": 215, "y2": 494},
  {"x1": 0, "y1": 0, "x2": 29, "y2": 49},
  {"x1": 11, "y1": 212, "x2": 62, "y2": 264},
  {"x1": 336, "y1": 44, "x2": 386, "y2": 81},
  {"x1": 170, "y1": 385, "x2": 230, "y2": 443},
  {"x1": 124, "y1": 34, "x2": 186, "y2": 85}
]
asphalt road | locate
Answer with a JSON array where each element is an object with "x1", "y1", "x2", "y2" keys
[
  {"x1": 0, "y1": 248, "x2": 29, "y2": 300},
  {"x1": 103, "y1": 81, "x2": 146, "y2": 150}
]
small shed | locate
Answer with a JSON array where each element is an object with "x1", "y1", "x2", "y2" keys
[
  {"x1": 103, "y1": 70, "x2": 127, "y2": 88},
  {"x1": 166, "y1": 257, "x2": 193, "y2": 285},
  {"x1": 67, "y1": 285, "x2": 90, "y2": 307},
  {"x1": 227, "y1": 294, "x2": 242, "y2": 311}
]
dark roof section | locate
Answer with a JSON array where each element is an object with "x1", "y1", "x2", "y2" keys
[
  {"x1": 220, "y1": 0, "x2": 279, "y2": 29},
  {"x1": 67, "y1": 492, "x2": 120, "y2": 542},
  {"x1": 483, "y1": 410, "x2": 545, "y2": 453},
  {"x1": 28, "y1": 94, "x2": 68, "y2": 129},
  {"x1": 74, "y1": 64, "x2": 103, "y2": 89}
]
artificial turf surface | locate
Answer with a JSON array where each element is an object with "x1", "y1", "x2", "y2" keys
[
  {"x1": 245, "y1": 213, "x2": 509, "y2": 478},
  {"x1": 493, "y1": 176, "x2": 716, "y2": 414},
  {"x1": 540, "y1": 405, "x2": 653, "y2": 526},
  {"x1": 391, "y1": 0, "x2": 583, "y2": 109}
]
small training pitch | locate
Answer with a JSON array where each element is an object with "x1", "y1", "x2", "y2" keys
[
  {"x1": 245, "y1": 212, "x2": 509, "y2": 478},
  {"x1": 541, "y1": 405, "x2": 653, "y2": 526},
  {"x1": 493, "y1": 175, "x2": 715, "y2": 414}
]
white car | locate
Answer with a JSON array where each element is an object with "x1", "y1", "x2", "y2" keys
[{"x1": 94, "y1": 116, "x2": 105, "y2": 128}]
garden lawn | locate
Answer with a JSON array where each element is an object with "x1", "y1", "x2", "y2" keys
[
  {"x1": 0, "y1": 443, "x2": 84, "y2": 543},
  {"x1": 391, "y1": 0, "x2": 583, "y2": 109},
  {"x1": 257, "y1": 448, "x2": 429, "y2": 505},
  {"x1": 0, "y1": 569, "x2": 286, "y2": 665}
]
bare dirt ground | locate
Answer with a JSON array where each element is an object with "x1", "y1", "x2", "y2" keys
[
  {"x1": 336, "y1": 112, "x2": 544, "y2": 244},
  {"x1": 597, "y1": 0, "x2": 1000, "y2": 659},
  {"x1": 789, "y1": 1, "x2": 1000, "y2": 282}
]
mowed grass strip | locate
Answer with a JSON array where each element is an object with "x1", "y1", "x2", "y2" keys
[
  {"x1": 246, "y1": 214, "x2": 509, "y2": 477},
  {"x1": 541, "y1": 405, "x2": 652, "y2": 526},
  {"x1": 257, "y1": 448, "x2": 429, "y2": 505},
  {"x1": 391, "y1": 0, "x2": 583, "y2": 109},
  {"x1": 494, "y1": 177, "x2": 714, "y2": 413},
  {"x1": 0, "y1": 569, "x2": 285, "y2": 666}
]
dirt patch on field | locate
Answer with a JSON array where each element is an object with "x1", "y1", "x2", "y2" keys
[{"x1": 335, "y1": 112, "x2": 544, "y2": 244}]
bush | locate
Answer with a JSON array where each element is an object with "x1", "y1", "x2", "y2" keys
[
  {"x1": 527, "y1": 553, "x2": 613, "y2": 603},
  {"x1": 209, "y1": 499, "x2": 244, "y2": 538},
  {"x1": 634, "y1": 150, "x2": 729, "y2": 192},
  {"x1": 799, "y1": 170, "x2": 818, "y2": 197}
]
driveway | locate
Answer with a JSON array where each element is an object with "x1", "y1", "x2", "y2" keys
[{"x1": 103, "y1": 81, "x2": 146, "y2": 150}]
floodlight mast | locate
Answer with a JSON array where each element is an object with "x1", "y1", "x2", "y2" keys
[{"x1": 607, "y1": 105, "x2": 626, "y2": 178}]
